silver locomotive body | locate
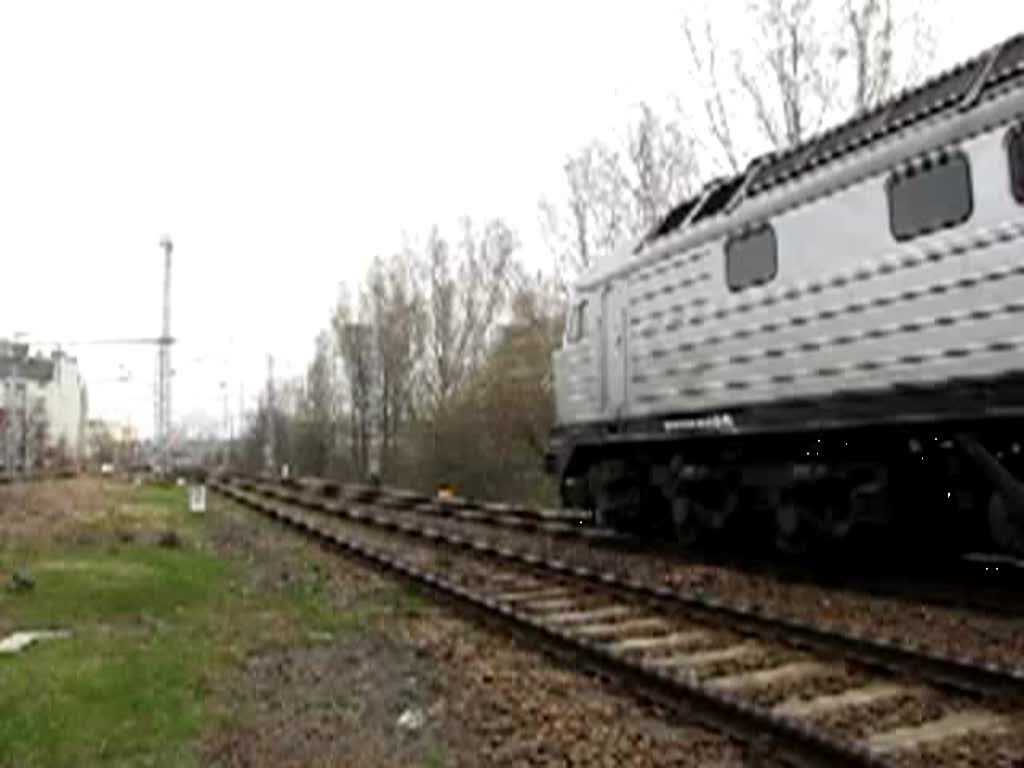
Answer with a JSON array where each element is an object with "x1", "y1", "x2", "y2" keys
[{"x1": 549, "y1": 36, "x2": 1024, "y2": 554}]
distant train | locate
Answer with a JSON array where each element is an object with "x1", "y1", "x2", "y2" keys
[{"x1": 546, "y1": 35, "x2": 1024, "y2": 556}]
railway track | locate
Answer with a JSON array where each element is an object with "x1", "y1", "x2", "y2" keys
[
  {"x1": 215, "y1": 476, "x2": 1024, "y2": 767},
  {"x1": 242, "y1": 473, "x2": 1024, "y2": 622},
  {"x1": 0, "y1": 468, "x2": 78, "y2": 485},
  {"x1": 370, "y1": 479, "x2": 1024, "y2": 617}
]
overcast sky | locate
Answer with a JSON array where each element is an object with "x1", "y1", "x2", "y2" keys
[{"x1": 1, "y1": 1, "x2": 1021, "y2": 438}]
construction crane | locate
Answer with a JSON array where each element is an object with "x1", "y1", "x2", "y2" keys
[
  {"x1": 156, "y1": 235, "x2": 173, "y2": 475},
  {"x1": 18, "y1": 237, "x2": 176, "y2": 473}
]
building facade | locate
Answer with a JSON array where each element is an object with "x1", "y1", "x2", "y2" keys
[{"x1": 0, "y1": 340, "x2": 87, "y2": 468}]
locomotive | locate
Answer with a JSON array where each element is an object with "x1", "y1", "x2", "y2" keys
[{"x1": 546, "y1": 34, "x2": 1024, "y2": 556}]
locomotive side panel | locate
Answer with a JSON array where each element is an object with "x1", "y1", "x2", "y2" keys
[
  {"x1": 623, "y1": 124, "x2": 1024, "y2": 425},
  {"x1": 553, "y1": 292, "x2": 602, "y2": 425},
  {"x1": 549, "y1": 35, "x2": 1024, "y2": 554}
]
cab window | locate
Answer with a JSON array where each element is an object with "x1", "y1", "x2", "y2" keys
[
  {"x1": 726, "y1": 223, "x2": 778, "y2": 291},
  {"x1": 1009, "y1": 124, "x2": 1024, "y2": 203},
  {"x1": 888, "y1": 151, "x2": 972, "y2": 241},
  {"x1": 567, "y1": 300, "x2": 588, "y2": 342}
]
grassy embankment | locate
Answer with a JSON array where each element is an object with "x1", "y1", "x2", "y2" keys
[{"x1": 0, "y1": 480, "x2": 428, "y2": 768}]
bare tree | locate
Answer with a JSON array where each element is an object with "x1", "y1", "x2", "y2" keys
[
  {"x1": 86, "y1": 419, "x2": 116, "y2": 465},
  {"x1": 683, "y1": 19, "x2": 745, "y2": 173},
  {"x1": 332, "y1": 289, "x2": 377, "y2": 478},
  {"x1": 628, "y1": 103, "x2": 702, "y2": 233},
  {"x1": 483, "y1": 271, "x2": 564, "y2": 461},
  {"x1": 682, "y1": 0, "x2": 933, "y2": 167},
  {"x1": 365, "y1": 253, "x2": 425, "y2": 477},
  {"x1": 297, "y1": 331, "x2": 336, "y2": 475},
  {"x1": 541, "y1": 101, "x2": 700, "y2": 284},
  {"x1": 837, "y1": 0, "x2": 933, "y2": 113},
  {"x1": 745, "y1": 0, "x2": 834, "y2": 147},
  {"x1": 419, "y1": 218, "x2": 518, "y2": 412}
]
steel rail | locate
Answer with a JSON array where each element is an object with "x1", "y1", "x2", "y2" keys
[
  {"x1": 215, "y1": 480, "x2": 893, "y2": 768},
  {"x1": 229, "y1": 476, "x2": 1024, "y2": 702}
]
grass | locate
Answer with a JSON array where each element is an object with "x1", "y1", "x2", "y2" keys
[
  {"x1": 283, "y1": 571, "x2": 429, "y2": 637},
  {"x1": 0, "y1": 543, "x2": 226, "y2": 767},
  {"x1": 0, "y1": 479, "x2": 433, "y2": 768},
  {"x1": 132, "y1": 481, "x2": 191, "y2": 511},
  {"x1": 419, "y1": 740, "x2": 448, "y2": 768}
]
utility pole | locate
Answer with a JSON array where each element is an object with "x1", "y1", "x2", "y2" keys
[
  {"x1": 19, "y1": 380, "x2": 28, "y2": 474},
  {"x1": 238, "y1": 380, "x2": 245, "y2": 451},
  {"x1": 219, "y1": 380, "x2": 229, "y2": 465},
  {"x1": 156, "y1": 235, "x2": 173, "y2": 475},
  {"x1": 263, "y1": 354, "x2": 275, "y2": 476}
]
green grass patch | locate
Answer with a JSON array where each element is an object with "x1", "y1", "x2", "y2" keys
[
  {"x1": 133, "y1": 482, "x2": 189, "y2": 512},
  {"x1": 0, "y1": 481, "x2": 437, "y2": 768},
  {"x1": 1, "y1": 547, "x2": 225, "y2": 626},
  {"x1": 1, "y1": 484, "x2": 289, "y2": 767},
  {"x1": 0, "y1": 543, "x2": 227, "y2": 768},
  {"x1": 418, "y1": 739, "x2": 448, "y2": 768},
  {"x1": 83, "y1": 482, "x2": 204, "y2": 546}
]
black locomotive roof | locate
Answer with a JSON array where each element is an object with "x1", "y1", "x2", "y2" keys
[{"x1": 643, "y1": 32, "x2": 1024, "y2": 249}]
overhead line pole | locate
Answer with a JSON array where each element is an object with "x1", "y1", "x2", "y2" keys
[{"x1": 157, "y1": 236, "x2": 173, "y2": 475}]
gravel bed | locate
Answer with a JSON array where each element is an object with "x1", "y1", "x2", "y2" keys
[
  {"x1": 304, "y1": 491, "x2": 1024, "y2": 669},
  {"x1": 409, "y1": 613, "x2": 749, "y2": 767},
  {"x1": 893, "y1": 726, "x2": 1024, "y2": 768},
  {"x1": 689, "y1": 647, "x2": 794, "y2": 680},
  {"x1": 239, "y1": 493, "x2": 1024, "y2": 765},
  {"x1": 219, "y1": 491, "x2": 748, "y2": 767},
  {"x1": 241, "y1": 490, "x2": 1024, "y2": 765},
  {"x1": 743, "y1": 664, "x2": 869, "y2": 709},
  {"x1": 836, "y1": 692, "x2": 951, "y2": 738}
]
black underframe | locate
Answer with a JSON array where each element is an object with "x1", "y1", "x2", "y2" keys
[{"x1": 549, "y1": 371, "x2": 1024, "y2": 482}]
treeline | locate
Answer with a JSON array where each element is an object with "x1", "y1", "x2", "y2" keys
[
  {"x1": 237, "y1": 222, "x2": 563, "y2": 502},
  {"x1": 237, "y1": 0, "x2": 931, "y2": 500}
]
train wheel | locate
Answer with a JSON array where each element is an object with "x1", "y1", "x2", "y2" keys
[
  {"x1": 775, "y1": 502, "x2": 809, "y2": 555},
  {"x1": 696, "y1": 489, "x2": 738, "y2": 532},
  {"x1": 988, "y1": 492, "x2": 1024, "y2": 557},
  {"x1": 670, "y1": 497, "x2": 699, "y2": 546}
]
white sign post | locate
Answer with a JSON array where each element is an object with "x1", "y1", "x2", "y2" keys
[{"x1": 189, "y1": 484, "x2": 207, "y2": 514}]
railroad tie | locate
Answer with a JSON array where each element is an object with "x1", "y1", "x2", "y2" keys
[
  {"x1": 706, "y1": 661, "x2": 833, "y2": 692},
  {"x1": 649, "y1": 642, "x2": 763, "y2": 671},
  {"x1": 537, "y1": 508, "x2": 580, "y2": 520},
  {"x1": 574, "y1": 617, "x2": 669, "y2": 639},
  {"x1": 866, "y1": 710, "x2": 1012, "y2": 752},
  {"x1": 479, "y1": 502, "x2": 507, "y2": 513},
  {"x1": 539, "y1": 523, "x2": 575, "y2": 535},
  {"x1": 546, "y1": 605, "x2": 632, "y2": 625},
  {"x1": 486, "y1": 572, "x2": 532, "y2": 587},
  {"x1": 608, "y1": 630, "x2": 712, "y2": 655},
  {"x1": 772, "y1": 683, "x2": 914, "y2": 718},
  {"x1": 496, "y1": 587, "x2": 571, "y2": 603},
  {"x1": 526, "y1": 597, "x2": 580, "y2": 613}
]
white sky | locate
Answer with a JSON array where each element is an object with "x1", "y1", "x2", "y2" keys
[{"x1": 1, "y1": 1, "x2": 1021, "y2": 438}]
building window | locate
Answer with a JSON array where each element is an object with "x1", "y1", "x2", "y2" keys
[
  {"x1": 1009, "y1": 125, "x2": 1024, "y2": 204},
  {"x1": 725, "y1": 224, "x2": 778, "y2": 291},
  {"x1": 888, "y1": 151, "x2": 972, "y2": 241},
  {"x1": 567, "y1": 300, "x2": 588, "y2": 342}
]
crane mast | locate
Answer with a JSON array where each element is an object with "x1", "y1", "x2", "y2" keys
[{"x1": 156, "y1": 236, "x2": 173, "y2": 474}]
